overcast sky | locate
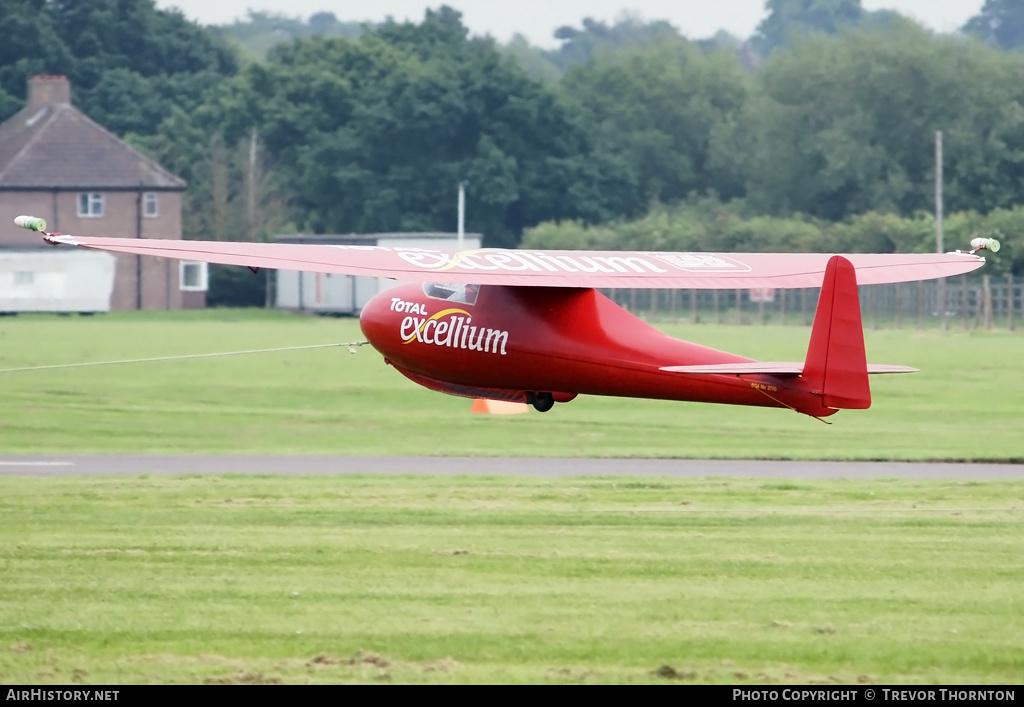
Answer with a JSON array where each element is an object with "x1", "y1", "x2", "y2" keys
[{"x1": 153, "y1": 0, "x2": 985, "y2": 47}]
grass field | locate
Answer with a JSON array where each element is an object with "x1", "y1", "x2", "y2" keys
[
  {"x1": 1, "y1": 312, "x2": 1021, "y2": 684},
  {"x1": 1, "y1": 474, "x2": 1022, "y2": 684},
  {"x1": 0, "y1": 310, "x2": 1021, "y2": 459}
]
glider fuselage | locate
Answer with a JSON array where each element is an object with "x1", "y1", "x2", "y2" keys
[{"x1": 359, "y1": 283, "x2": 836, "y2": 417}]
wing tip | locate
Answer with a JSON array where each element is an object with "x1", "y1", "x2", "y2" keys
[{"x1": 44, "y1": 235, "x2": 83, "y2": 246}]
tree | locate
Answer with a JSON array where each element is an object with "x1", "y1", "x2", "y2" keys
[
  {"x1": 146, "y1": 6, "x2": 610, "y2": 248},
  {"x1": 720, "y1": 24, "x2": 1024, "y2": 221},
  {"x1": 563, "y1": 37, "x2": 750, "y2": 218},
  {"x1": 47, "y1": 0, "x2": 235, "y2": 77},
  {"x1": 963, "y1": 0, "x2": 1024, "y2": 51},
  {"x1": 501, "y1": 34, "x2": 561, "y2": 83},
  {"x1": 50, "y1": 0, "x2": 237, "y2": 134},
  {"x1": 215, "y1": 10, "x2": 368, "y2": 60},
  {"x1": 0, "y1": 0, "x2": 238, "y2": 132},
  {"x1": 753, "y1": 0, "x2": 864, "y2": 56},
  {"x1": 0, "y1": 0, "x2": 74, "y2": 120},
  {"x1": 546, "y1": 15, "x2": 681, "y2": 72}
]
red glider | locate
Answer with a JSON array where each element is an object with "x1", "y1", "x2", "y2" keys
[{"x1": 15, "y1": 216, "x2": 989, "y2": 420}]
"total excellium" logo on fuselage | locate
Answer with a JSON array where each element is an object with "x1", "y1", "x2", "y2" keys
[{"x1": 394, "y1": 299, "x2": 509, "y2": 356}]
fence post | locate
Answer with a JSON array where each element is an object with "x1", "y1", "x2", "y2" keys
[
  {"x1": 1003, "y1": 274, "x2": 1011, "y2": 331},
  {"x1": 983, "y1": 275, "x2": 993, "y2": 330},
  {"x1": 895, "y1": 283, "x2": 902, "y2": 329},
  {"x1": 869, "y1": 286, "x2": 877, "y2": 330},
  {"x1": 960, "y1": 276, "x2": 969, "y2": 330},
  {"x1": 917, "y1": 281, "x2": 924, "y2": 329}
]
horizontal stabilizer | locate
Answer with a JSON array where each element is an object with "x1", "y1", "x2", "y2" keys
[{"x1": 661, "y1": 363, "x2": 917, "y2": 375}]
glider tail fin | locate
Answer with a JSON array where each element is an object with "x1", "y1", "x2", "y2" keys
[{"x1": 802, "y1": 255, "x2": 871, "y2": 409}]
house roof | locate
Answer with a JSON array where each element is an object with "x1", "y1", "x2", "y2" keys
[{"x1": 0, "y1": 97, "x2": 186, "y2": 191}]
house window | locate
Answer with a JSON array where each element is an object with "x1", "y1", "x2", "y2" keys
[
  {"x1": 143, "y1": 192, "x2": 159, "y2": 218},
  {"x1": 77, "y1": 192, "x2": 104, "y2": 217},
  {"x1": 179, "y1": 261, "x2": 208, "y2": 292}
]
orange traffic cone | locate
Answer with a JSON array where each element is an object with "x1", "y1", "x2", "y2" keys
[{"x1": 470, "y1": 398, "x2": 529, "y2": 414}]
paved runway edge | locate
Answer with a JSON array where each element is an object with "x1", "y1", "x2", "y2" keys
[{"x1": 0, "y1": 456, "x2": 1022, "y2": 479}]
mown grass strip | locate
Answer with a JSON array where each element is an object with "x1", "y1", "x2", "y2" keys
[
  {"x1": 0, "y1": 311, "x2": 1021, "y2": 459},
  {"x1": 1, "y1": 474, "x2": 1021, "y2": 684}
]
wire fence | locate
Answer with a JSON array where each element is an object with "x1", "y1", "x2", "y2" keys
[{"x1": 604, "y1": 274, "x2": 1021, "y2": 330}]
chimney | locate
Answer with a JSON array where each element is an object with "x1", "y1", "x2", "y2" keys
[{"x1": 27, "y1": 75, "x2": 71, "y2": 110}]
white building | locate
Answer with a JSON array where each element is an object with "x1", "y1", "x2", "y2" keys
[
  {"x1": 274, "y1": 232, "x2": 483, "y2": 315},
  {"x1": 0, "y1": 249, "x2": 115, "y2": 313}
]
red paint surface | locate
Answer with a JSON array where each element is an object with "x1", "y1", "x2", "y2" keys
[
  {"x1": 360, "y1": 282, "x2": 839, "y2": 417},
  {"x1": 802, "y1": 256, "x2": 871, "y2": 409}
]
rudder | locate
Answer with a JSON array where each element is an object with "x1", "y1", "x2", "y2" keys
[{"x1": 802, "y1": 256, "x2": 871, "y2": 409}]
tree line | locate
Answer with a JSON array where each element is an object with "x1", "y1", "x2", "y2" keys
[
  {"x1": 2, "y1": 0, "x2": 1023, "y2": 299},
  {"x1": 523, "y1": 197, "x2": 1020, "y2": 277}
]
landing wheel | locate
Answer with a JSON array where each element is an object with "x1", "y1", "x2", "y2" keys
[{"x1": 527, "y1": 391, "x2": 555, "y2": 412}]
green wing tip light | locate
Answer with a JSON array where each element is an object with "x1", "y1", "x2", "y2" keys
[
  {"x1": 958, "y1": 235, "x2": 1001, "y2": 255},
  {"x1": 14, "y1": 215, "x2": 47, "y2": 232},
  {"x1": 969, "y1": 236, "x2": 1000, "y2": 254}
]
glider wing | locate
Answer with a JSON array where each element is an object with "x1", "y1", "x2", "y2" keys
[{"x1": 37, "y1": 232, "x2": 985, "y2": 289}]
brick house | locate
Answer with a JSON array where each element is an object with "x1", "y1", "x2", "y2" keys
[{"x1": 0, "y1": 75, "x2": 205, "y2": 310}]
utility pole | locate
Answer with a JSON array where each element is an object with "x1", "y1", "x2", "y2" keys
[
  {"x1": 136, "y1": 185, "x2": 143, "y2": 310},
  {"x1": 248, "y1": 127, "x2": 258, "y2": 241},
  {"x1": 457, "y1": 180, "x2": 468, "y2": 250},
  {"x1": 935, "y1": 130, "x2": 947, "y2": 330}
]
